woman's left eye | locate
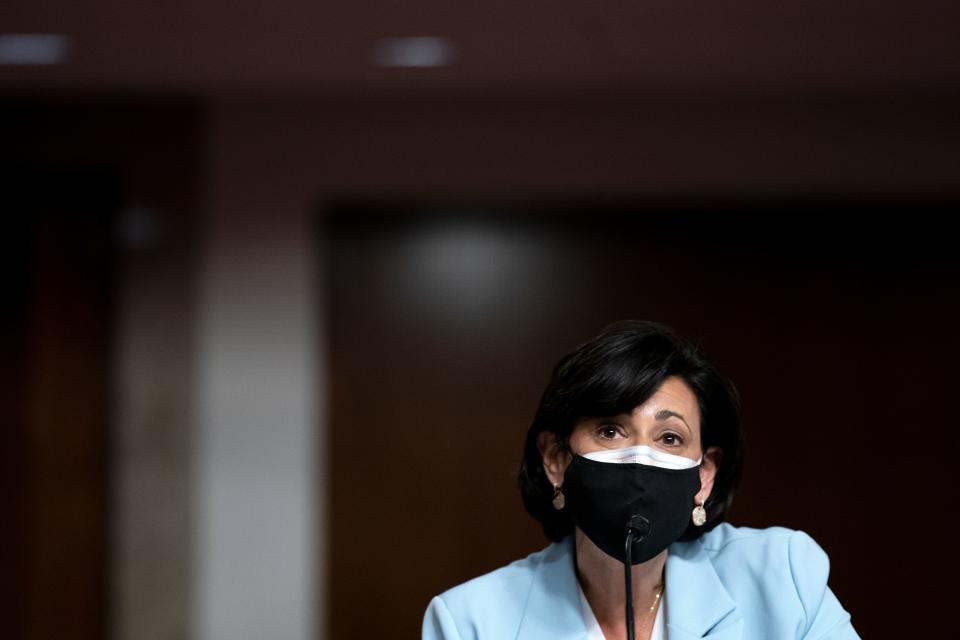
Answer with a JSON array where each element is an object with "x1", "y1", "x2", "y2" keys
[{"x1": 660, "y1": 432, "x2": 683, "y2": 446}]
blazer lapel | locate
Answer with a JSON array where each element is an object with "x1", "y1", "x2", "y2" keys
[
  {"x1": 515, "y1": 536, "x2": 588, "y2": 640},
  {"x1": 514, "y1": 535, "x2": 743, "y2": 640},
  {"x1": 664, "y1": 538, "x2": 742, "y2": 640}
]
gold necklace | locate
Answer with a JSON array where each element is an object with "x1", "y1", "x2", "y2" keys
[{"x1": 641, "y1": 581, "x2": 664, "y2": 630}]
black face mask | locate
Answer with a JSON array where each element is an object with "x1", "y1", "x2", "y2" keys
[{"x1": 562, "y1": 453, "x2": 702, "y2": 565}]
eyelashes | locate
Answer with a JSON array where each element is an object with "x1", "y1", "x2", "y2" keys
[
  {"x1": 660, "y1": 432, "x2": 684, "y2": 446},
  {"x1": 595, "y1": 423, "x2": 685, "y2": 447},
  {"x1": 597, "y1": 424, "x2": 624, "y2": 439}
]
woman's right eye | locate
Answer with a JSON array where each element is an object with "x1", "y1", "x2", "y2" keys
[{"x1": 598, "y1": 424, "x2": 622, "y2": 439}]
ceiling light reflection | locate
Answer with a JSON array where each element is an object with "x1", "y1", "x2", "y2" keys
[{"x1": 0, "y1": 34, "x2": 69, "y2": 65}]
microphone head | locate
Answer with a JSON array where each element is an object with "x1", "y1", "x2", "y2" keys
[{"x1": 627, "y1": 514, "x2": 651, "y2": 540}]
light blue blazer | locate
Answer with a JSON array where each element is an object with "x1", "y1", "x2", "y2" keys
[{"x1": 422, "y1": 523, "x2": 859, "y2": 639}]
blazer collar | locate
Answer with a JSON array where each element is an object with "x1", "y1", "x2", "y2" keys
[{"x1": 515, "y1": 536, "x2": 742, "y2": 640}]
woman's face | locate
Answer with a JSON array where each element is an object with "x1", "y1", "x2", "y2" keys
[{"x1": 539, "y1": 375, "x2": 721, "y2": 506}]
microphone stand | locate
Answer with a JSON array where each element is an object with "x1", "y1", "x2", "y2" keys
[{"x1": 624, "y1": 516, "x2": 650, "y2": 640}]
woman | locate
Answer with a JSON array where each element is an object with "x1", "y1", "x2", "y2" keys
[{"x1": 422, "y1": 321, "x2": 859, "y2": 640}]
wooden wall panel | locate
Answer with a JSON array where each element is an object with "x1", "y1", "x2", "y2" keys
[{"x1": 324, "y1": 202, "x2": 958, "y2": 639}]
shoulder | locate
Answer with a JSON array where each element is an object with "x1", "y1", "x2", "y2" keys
[
  {"x1": 422, "y1": 543, "x2": 555, "y2": 640},
  {"x1": 677, "y1": 523, "x2": 856, "y2": 638},
  {"x1": 695, "y1": 521, "x2": 825, "y2": 559},
  {"x1": 439, "y1": 543, "x2": 549, "y2": 609},
  {"x1": 692, "y1": 522, "x2": 831, "y2": 589}
]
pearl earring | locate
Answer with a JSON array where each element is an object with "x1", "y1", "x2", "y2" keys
[
  {"x1": 691, "y1": 500, "x2": 707, "y2": 526},
  {"x1": 552, "y1": 484, "x2": 565, "y2": 510}
]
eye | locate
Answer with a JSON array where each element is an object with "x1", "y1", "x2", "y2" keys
[
  {"x1": 597, "y1": 424, "x2": 624, "y2": 440},
  {"x1": 660, "y1": 432, "x2": 684, "y2": 447}
]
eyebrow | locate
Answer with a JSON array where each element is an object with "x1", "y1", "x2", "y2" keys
[{"x1": 654, "y1": 409, "x2": 691, "y2": 430}]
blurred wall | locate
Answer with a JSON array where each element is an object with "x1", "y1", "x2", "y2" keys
[
  {"x1": 202, "y1": 95, "x2": 958, "y2": 640},
  {"x1": 323, "y1": 200, "x2": 958, "y2": 639},
  {"x1": 2, "y1": 102, "x2": 201, "y2": 640},
  {"x1": 5, "y1": 93, "x2": 959, "y2": 639},
  {"x1": 2, "y1": 168, "x2": 115, "y2": 640}
]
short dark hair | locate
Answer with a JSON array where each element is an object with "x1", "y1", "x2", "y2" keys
[{"x1": 518, "y1": 320, "x2": 743, "y2": 542}]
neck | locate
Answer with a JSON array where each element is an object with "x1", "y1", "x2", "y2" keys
[{"x1": 574, "y1": 528, "x2": 665, "y2": 633}]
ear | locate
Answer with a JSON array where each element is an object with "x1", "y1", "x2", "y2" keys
[
  {"x1": 695, "y1": 446, "x2": 723, "y2": 505},
  {"x1": 537, "y1": 431, "x2": 571, "y2": 487}
]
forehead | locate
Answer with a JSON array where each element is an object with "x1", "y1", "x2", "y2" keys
[
  {"x1": 569, "y1": 375, "x2": 703, "y2": 448},
  {"x1": 629, "y1": 376, "x2": 701, "y2": 424}
]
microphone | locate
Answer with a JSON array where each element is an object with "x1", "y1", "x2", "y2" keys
[
  {"x1": 627, "y1": 514, "x2": 651, "y2": 539},
  {"x1": 623, "y1": 514, "x2": 651, "y2": 640}
]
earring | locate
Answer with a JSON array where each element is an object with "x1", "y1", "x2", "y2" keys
[
  {"x1": 691, "y1": 500, "x2": 707, "y2": 526},
  {"x1": 552, "y1": 484, "x2": 565, "y2": 510}
]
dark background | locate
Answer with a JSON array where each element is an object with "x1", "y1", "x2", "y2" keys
[
  {"x1": 325, "y1": 202, "x2": 958, "y2": 638},
  {"x1": 4, "y1": 1, "x2": 960, "y2": 638}
]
